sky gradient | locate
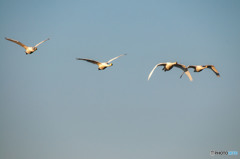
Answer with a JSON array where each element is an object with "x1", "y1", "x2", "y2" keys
[{"x1": 0, "y1": 0, "x2": 240, "y2": 159}]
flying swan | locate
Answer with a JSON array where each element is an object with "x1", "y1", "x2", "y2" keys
[
  {"x1": 76, "y1": 54, "x2": 127, "y2": 70},
  {"x1": 180, "y1": 65, "x2": 220, "y2": 78},
  {"x1": 5, "y1": 37, "x2": 50, "y2": 54}
]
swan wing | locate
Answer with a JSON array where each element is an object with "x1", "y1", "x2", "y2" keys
[
  {"x1": 107, "y1": 54, "x2": 126, "y2": 63},
  {"x1": 183, "y1": 70, "x2": 193, "y2": 81},
  {"x1": 187, "y1": 65, "x2": 196, "y2": 69},
  {"x1": 76, "y1": 58, "x2": 101, "y2": 65},
  {"x1": 206, "y1": 65, "x2": 220, "y2": 77},
  {"x1": 34, "y1": 38, "x2": 50, "y2": 47},
  {"x1": 148, "y1": 63, "x2": 165, "y2": 80},
  {"x1": 174, "y1": 63, "x2": 187, "y2": 71},
  {"x1": 5, "y1": 37, "x2": 28, "y2": 49}
]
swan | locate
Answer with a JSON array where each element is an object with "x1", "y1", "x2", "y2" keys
[
  {"x1": 76, "y1": 54, "x2": 126, "y2": 70},
  {"x1": 180, "y1": 65, "x2": 220, "y2": 78},
  {"x1": 148, "y1": 62, "x2": 193, "y2": 81},
  {"x1": 5, "y1": 37, "x2": 50, "y2": 54}
]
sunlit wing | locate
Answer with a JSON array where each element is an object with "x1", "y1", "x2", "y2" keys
[
  {"x1": 206, "y1": 65, "x2": 220, "y2": 77},
  {"x1": 107, "y1": 54, "x2": 126, "y2": 63},
  {"x1": 174, "y1": 64, "x2": 193, "y2": 81},
  {"x1": 34, "y1": 38, "x2": 50, "y2": 47},
  {"x1": 183, "y1": 70, "x2": 193, "y2": 81},
  {"x1": 76, "y1": 58, "x2": 101, "y2": 65},
  {"x1": 5, "y1": 37, "x2": 28, "y2": 49},
  {"x1": 174, "y1": 63, "x2": 187, "y2": 71},
  {"x1": 148, "y1": 63, "x2": 165, "y2": 80}
]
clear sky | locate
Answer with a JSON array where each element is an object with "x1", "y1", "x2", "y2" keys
[{"x1": 0, "y1": 0, "x2": 240, "y2": 159}]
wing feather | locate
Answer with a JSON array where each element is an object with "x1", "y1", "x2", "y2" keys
[
  {"x1": 5, "y1": 37, "x2": 28, "y2": 49},
  {"x1": 107, "y1": 54, "x2": 126, "y2": 63},
  {"x1": 34, "y1": 38, "x2": 50, "y2": 47},
  {"x1": 174, "y1": 63, "x2": 187, "y2": 71},
  {"x1": 207, "y1": 65, "x2": 220, "y2": 77},
  {"x1": 76, "y1": 58, "x2": 101, "y2": 65},
  {"x1": 183, "y1": 70, "x2": 193, "y2": 81},
  {"x1": 148, "y1": 63, "x2": 165, "y2": 80}
]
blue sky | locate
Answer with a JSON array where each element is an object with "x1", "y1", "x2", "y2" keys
[{"x1": 0, "y1": 0, "x2": 240, "y2": 159}]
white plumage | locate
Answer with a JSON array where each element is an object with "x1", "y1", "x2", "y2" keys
[
  {"x1": 76, "y1": 54, "x2": 126, "y2": 70},
  {"x1": 180, "y1": 65, "x2": 220, "y2": 78},
  {"x1": 5, "y1": 37, "x2": 50, "y2": 54}
]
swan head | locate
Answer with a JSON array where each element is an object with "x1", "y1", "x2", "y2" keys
[
  {"x1": 109, "y1": 63, "x2": 113, "y2": 66},
  {"x1": 33, "y1": 47, "x2": 37, "y2": 51}
]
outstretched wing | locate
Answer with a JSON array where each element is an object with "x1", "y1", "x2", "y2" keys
[
  {"x1": 148, "y1": 63, "x2": 166, "y2": 80},
  {"x1": 187, "y1": 65, "x2": 197, "y2": 69},
  {"x1": 5, "y1": 37, "x2": 28, "y2": 49},
  {"x1": 34, "y1": 38, "x2": 50, "y2": 47},
  {"x1": 107, "y1": 54, "x2": 126, "y2": 63},
  {"x1": 183, "y1": 70, "x2": 193, "y2": 81},
  {"x1": 206, "y1": 65, "x2": 220, "y2": 77},
  {"x1": 76, "y1": 58, "x2": 101, "y2": 65},
  {"x1": 175, "y1": 64, "x2": 193, "y2": 81},
  {"x1": 174, "y1": 63, "x2": 187, "y2": 71}
]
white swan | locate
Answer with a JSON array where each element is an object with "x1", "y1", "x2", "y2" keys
[
  {"x1": 5, "y1": 37, "x2": 50, "y2": 54},
  {"x1": 180, "y1": 65, "x2": 220, "y2": 78},
  {"x1": 76, "y1": 54, "x2": 126, "y2": 70},
  {"x1": 148, "y1": 62, "x2": 193, "y2": 81}
]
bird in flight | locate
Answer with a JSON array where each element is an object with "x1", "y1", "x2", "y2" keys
[
  {"x1": 76, "y1": 54, "x2": 127, "y2": 70},
  {"x1": 180, "y1": 65, "x2": 220, "y2": 78},
  {"x1": 5, "y1": 37, "x2": 50, "y2": 55},
  {"x1": 148, "y1": 62, "x2": 193, "y2": 81}
]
